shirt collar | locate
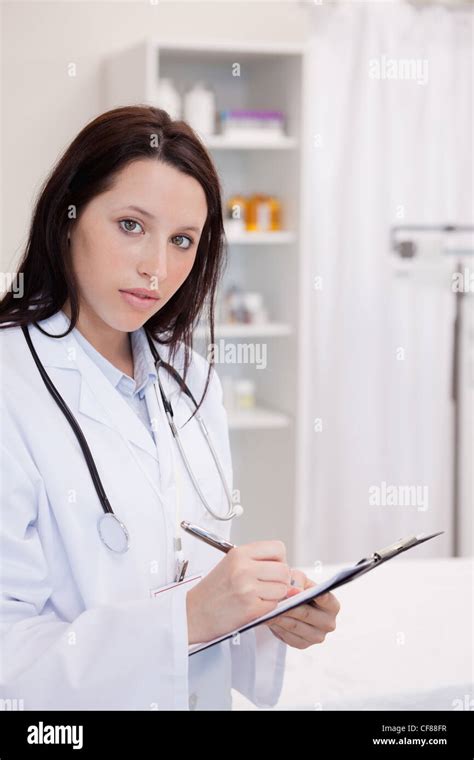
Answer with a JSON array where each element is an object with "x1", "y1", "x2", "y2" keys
[
  {"x1": 130, "y1": 327, "x2": 158, "y2": 398},
  {"x1": 70, "y1": 322, "x2": 157, "y2": 400}
]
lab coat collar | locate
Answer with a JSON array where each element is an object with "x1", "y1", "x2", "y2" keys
[{"x1": 28, "y1": 309, "x2": 183, "y2": 463}]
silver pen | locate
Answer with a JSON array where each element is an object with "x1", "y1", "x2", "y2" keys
[{"x1": 180, "y1": 520, "x2": 236, "y2": 553}]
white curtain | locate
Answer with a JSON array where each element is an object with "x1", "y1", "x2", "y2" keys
[{"x1": 296, "y1": 2, "x2": 473, "y2": 564}]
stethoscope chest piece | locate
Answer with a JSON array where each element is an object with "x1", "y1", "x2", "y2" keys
[{"x1": 97, "y1": 513, "x2": 130, "y2": 554}]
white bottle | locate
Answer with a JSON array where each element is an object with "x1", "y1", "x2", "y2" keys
[
  {"x1": 243, "y1": 292, "x2": 268, "y2": 324},
  {"x1": 183, "y1": 82, "x2": 216, "y2": 137},
  {"x1": 234, "y1": 379, "x2": 256, "y2": 410},
  {"x1": 155, "y1": 78, "x2": 181, "y2": 120}
]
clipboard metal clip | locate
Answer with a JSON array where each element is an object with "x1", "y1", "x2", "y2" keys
[
  {"x1": 373, "y1": 535, "x2": 419, "y2": 561},
  {"x1": 356, "y1": 531, "x2": 444, "y2": 565}
]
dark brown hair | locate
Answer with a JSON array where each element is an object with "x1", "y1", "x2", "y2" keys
[{"x1": 0, "y1": 105, "x2": 227, "y2": 418}]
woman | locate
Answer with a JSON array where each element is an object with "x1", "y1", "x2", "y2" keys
[{"x1": 0, "y1": 106, "x2": 340, "y2": 710}]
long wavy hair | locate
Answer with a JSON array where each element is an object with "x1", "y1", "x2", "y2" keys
[{"x1": 0, "y1": 105, "x2": 227, "y2": 418}]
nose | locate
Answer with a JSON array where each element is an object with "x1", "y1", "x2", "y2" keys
[{"x1": 139, "y1": 239, "x2": 168, "y2": 287}]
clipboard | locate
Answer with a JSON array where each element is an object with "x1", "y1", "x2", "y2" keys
[{"x1": 188, "y1": 530, "x2": 444, "y2": 656}]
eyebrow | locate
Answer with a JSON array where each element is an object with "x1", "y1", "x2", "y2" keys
[{"x1": 118, "y1": 205, "x2": 201, "y2": 233}]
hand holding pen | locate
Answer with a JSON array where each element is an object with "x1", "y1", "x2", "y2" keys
[
  {"x1": 181, "y1": 520, "x2": 340, "y2": 649},
  {"x1": 182, "y1": 520, "x2": 301, "y2": 645},
  {"x1": 181, "y1": 520, "x2": 318, "y2": 605}
]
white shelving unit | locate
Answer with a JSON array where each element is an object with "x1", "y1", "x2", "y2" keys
[
  {"x1": 205, "y1": 134, "x2": 298, "y2": 150},
  {"x1": 224, "y1": 229, "x2": 296, "y2": 245},
  {"x1": 194, "y1": 323, "x2": 292, "y2": 338},
  {"x1": 104, "y1": 38, "x2": 310, "y2": 558},
  {"x1": 227, "y1": 407, "x2": 291, "y2": 430}
]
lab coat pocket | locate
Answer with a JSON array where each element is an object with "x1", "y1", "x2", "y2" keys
[{"x1": 150, "y1": 573, "x2": 203, "y2": 598}]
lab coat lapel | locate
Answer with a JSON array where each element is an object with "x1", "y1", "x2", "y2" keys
[{"x1": 30, "y1": 310, "x2": 172, "y2": 464}]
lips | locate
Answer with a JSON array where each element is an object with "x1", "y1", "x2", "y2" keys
[
  {"x1": 119, "y1": 288, "x2": 160, "y2": 301},
  {"x1": 119, "y1": 289, "x2": 162, "y2": 311}
]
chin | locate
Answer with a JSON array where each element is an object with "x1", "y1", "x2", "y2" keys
[
  {"x1": 113, "y1": 302, "x2": 163, "y2": 331},
  {"x1": 112, "y1": 313, "x2": 151, "y2": 332}
]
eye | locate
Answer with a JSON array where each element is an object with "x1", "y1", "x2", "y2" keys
[
  {"x1": 119, "y1": 219, "x2": 144, "y2": 235},
  {"x1": 172, "y1": 234, "x2": 194, "y2": 250}
]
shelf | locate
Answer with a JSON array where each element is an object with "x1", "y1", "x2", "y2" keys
[
  {"x1": 224, "y1": 230, "x2": 296, "y2": 245},
  {"x1": 195, "y1": 323, "x2": 292, "y2": 338},
  {"x1": 151, "y1": 39, "x2": 307, "y2": 56},
  {"x1": 204, "y1": 134, "x2": 298, "y2": 150},
  {"x1": 226, "y1": 405, "x2": 291, "y2": 430}
]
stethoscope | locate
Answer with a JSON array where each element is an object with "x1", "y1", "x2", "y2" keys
[{"x1": 21, "y1": 322, "x2": 243, "y2": 578}]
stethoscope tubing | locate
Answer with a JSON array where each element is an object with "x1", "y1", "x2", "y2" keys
[
  {"x1": 145, "y1": 331, "x2": 236, "y2": 522},
  {"x1": 21, "y1": 322, "x2": 238, "y2": 552},
  {"x1": 22, "y1": 323, "x2": 114, "y2": 515}
]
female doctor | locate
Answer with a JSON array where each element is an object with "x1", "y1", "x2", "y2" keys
[{"x1": 0, "y1": 105, "x2": 340, "y2": 711}]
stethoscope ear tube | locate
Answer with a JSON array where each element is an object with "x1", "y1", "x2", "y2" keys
[
  {"x1": 145, "y1": 331, "x2": 241, "y2": 522},
  {"x1": 145, "y1": 331, "x2": 200, "y2": 410},
  {"x1": 22, "y1": 324, "x2": 114, "y2": 516}
]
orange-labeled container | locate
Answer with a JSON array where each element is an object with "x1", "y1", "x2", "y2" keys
[{"x1": 246, "y1": 194, "x2": 282, "y2": 232}]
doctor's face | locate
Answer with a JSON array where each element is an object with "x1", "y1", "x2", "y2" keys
[{"x1": 67, "y1": 158, "x2": 208, "y2": 333}]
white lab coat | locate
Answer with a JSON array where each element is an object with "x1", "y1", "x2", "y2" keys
[{"x1": 0, "y1": 309, "x2": 286, "y2": 710}]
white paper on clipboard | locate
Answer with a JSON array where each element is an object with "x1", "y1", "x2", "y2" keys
[{"x1": 188, "y1": 531, "x2": 443, "y2": 656}]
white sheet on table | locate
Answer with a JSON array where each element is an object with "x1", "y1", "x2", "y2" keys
[{"x1": 232, "y1": 558, "x2": 473, "y2": 710}]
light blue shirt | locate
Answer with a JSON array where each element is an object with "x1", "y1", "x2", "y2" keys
[{"x1": 70, "y1": 320, "x2": 158, "y2": 442}]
